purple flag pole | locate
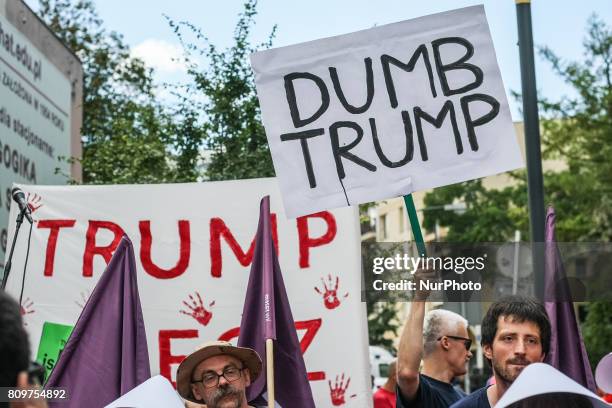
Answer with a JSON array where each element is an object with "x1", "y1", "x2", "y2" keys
[
  {"x1": 45, "y1": 236, "x2": 151, "y2": 407},
  {"x1": 238, "y1": 196, "x2": 315, "y2": 408},
  {"x1": 544, "y1": 207, "x2": 596, "y2": 391},
  {"x1": 262, "y1": 196, "x2": 276, "y2": 340},
  {"x1": 261, "y1": 196, "x2": 276, "y2": 408}
]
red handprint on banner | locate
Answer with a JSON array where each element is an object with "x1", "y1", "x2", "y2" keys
[
  {"x1": 315, "y1": 274, "x2": 348, "y2": 310},
  {"x1": 26, "y1": 193, "x2": 43, "y2": 213},
  {"x1": 20, "y1": 298, "x2": 34, "y2": 325},
  {"x1": 180, "y1": 292, "x2": 215, "y2": 326},
  {"x1": 329, "y1": 373, "x2": 355, "y2": 406}
]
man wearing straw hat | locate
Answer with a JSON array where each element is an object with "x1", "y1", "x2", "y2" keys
[{"x1": 177, "y1": 340, "x2": 263, "y2": 408}]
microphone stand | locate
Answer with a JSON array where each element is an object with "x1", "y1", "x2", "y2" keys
[{"x1": 1, "y1": 208, "x2": 27, "y2": 290}]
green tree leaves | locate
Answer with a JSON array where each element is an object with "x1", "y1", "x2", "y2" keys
[
  {"x1": 37, "y1": 0, "x2": 200, "y2": 184},
  {"x1": 422, "y1": 16, "x2": 612, "y2": 243},
  {"x1": 168, "y1": 0, "x2": 276, "y2": 181},
  {"x1": 539, "y1": 15, "x2": 612, "y2": 241}
]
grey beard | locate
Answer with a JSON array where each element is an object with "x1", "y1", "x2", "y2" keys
[{"x1": 207, "y1": 384, "x2": 245, "y2": 408}]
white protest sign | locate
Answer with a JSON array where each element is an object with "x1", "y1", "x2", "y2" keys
[
  {"x1": 495, "y1": 363, "x2": 610, "y2": 408},
  {"x1": 105, "y1": 376, "x2": 184, "y2": 408},
  {"x1": 251, "y1": 5, "x2": 523, "y2": 218},
  {"x1": 5, "y1": 179, "x2": 371, "y2": 408}
]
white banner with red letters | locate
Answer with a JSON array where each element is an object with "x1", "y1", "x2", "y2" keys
[{"x1": 4, "y1": 178, "x2": 372, "y2": 408}]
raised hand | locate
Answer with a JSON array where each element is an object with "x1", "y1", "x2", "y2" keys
[{"x1": 413, "y1": 266, "x2": 438, "y2": 301}]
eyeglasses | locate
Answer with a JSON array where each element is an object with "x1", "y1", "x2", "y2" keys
[
  {"x1": 437, "y1": 335, "x2": 472, "y2": 351},
  {"x1": 192, "y1": 366, "x2": 244, "y2": 388}
]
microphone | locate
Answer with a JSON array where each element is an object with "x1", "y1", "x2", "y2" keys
[{"x1": 11, "y1": 187, "x2": 33, "y2": 224}]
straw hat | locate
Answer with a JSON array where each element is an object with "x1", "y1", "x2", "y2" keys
[{"x1": 176, "y1": 340, "x2": 262, "y2": 404}]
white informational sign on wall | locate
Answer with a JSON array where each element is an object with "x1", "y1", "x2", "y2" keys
[
  {"x1": 251, "y1": 5, "x2": 523, "y2": 218},
  {"x1": 0, "y1": 1, "x2": 81, "y2": 263},
  {"x1": 5, "y1": 178, "x2": 372, "y2": 408}
]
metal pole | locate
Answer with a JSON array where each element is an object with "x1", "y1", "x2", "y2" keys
[
  {"x1": 516, "y1": 0, "x2": 545, "y2": 299},
  {"x1": 512, "y1": 230, "x2": 521, "y2": 294}
]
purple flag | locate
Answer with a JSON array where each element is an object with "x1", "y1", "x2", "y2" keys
[
  {"x1": 238, "y1": 196, "x2": 315, "y2": 407},
  {"x1": 544, "y1": 206, "x2": 596, "y2": 391},
  {"x1": 45, "y1": 236, "x2": 151, "y2": 407}
]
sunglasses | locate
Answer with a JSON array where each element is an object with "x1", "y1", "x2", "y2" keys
[{"x1": 437, "y1": 335, "x2": 472, "y2": 350}]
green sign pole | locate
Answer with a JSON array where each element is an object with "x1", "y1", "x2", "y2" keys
[{"x1": 403, "y1": 194, "x2": 427, "y2": 257}]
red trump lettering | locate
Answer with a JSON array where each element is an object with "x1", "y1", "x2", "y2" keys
[
  {"x1": 140, "y1": 220, "x2": 191, "y2": 279},
  {"x1": 297, "y1": 211, "x2": 337, "y2": 268},
  {"x1": 82, "y1": 221, "x2": 125, "y2": 277},
  {"x1": 209, "y1": 215, "x2": 278, "y2": 278},
  {"x1": 38, "y1": 219, "x2": 76, "y2": 277}
]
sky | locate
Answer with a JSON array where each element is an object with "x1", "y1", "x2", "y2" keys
[{"x1": 28, "y1": 0, "x2": 612, "y2": 120}]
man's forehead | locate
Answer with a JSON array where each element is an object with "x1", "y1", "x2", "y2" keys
[
  {"x1": 496, "y1": 315, "x2": 541, "y2": 335},
  {"x1": 196, "y1": 354, "x2": 243, "y2": 372}
]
